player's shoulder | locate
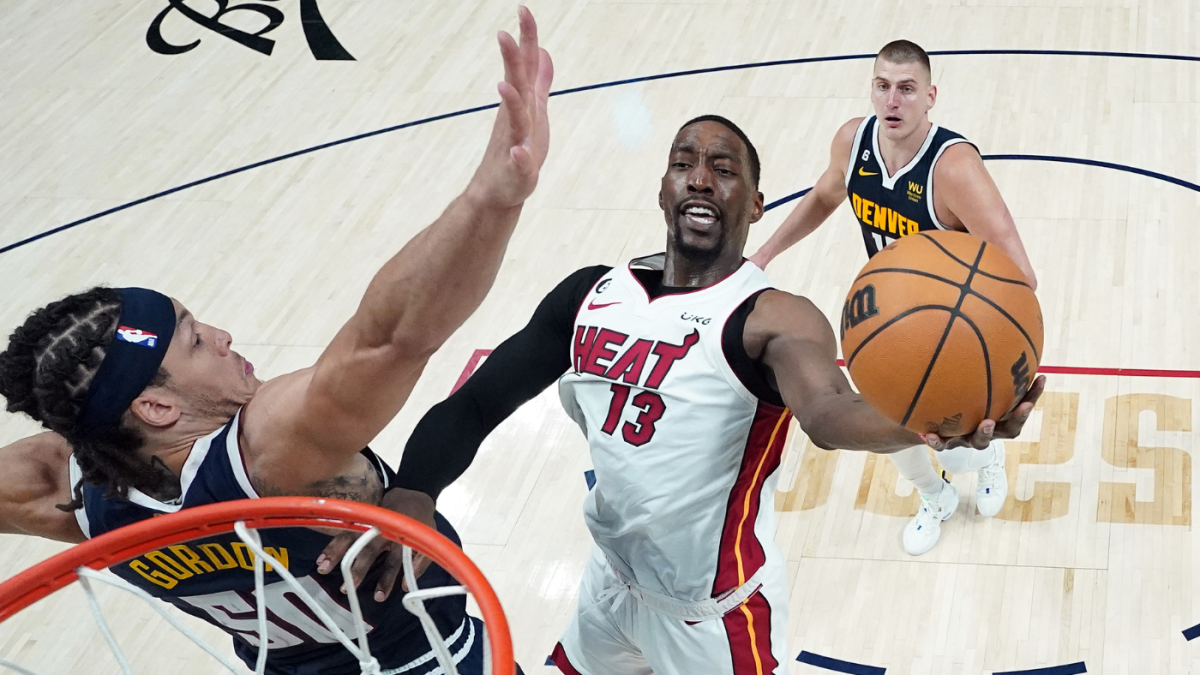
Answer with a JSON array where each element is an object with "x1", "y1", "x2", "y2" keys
[
  {"x1": 745, "y1": 289, "x2": 831, "y2": 340},
  {"x1": 838, "y1": 116, "x2": 868, "y2": 137},
  {"x1": 932, "y1": 139, "x2": 988, "y2": 185},
  {"x1": 753, "y1": 289, "x2": 824, "y2": 319},
  {"x1": 558, "y1": 264, "x2": 613, "y2": 291},
  {"x1": 834, "y1": 117, "x2": 867, "y2": 147},
  {"x1": 829, "y1": 117, "x2": 867, "y2": 166},
  {"x1": 741, "y1": 289, "x2": 836, "y2": 360}
]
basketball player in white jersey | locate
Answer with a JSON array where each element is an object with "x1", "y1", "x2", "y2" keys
[
  {"x1": 0, "y1": 10, "x2": 550, "y2": 673},
  {"x1": 333, "y1": 116, "x2": 1044, "y2": 675},
  {"x1": 748, "y1": 41, "x2": 1039, "y2": 556}
]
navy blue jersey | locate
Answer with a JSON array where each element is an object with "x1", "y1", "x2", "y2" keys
[
  {"x1": 844, "y1": 116, "x2": 977, "y2": 257},
  {"x1": 71, "y1": 410, "x2": 469, "y2": 675}
]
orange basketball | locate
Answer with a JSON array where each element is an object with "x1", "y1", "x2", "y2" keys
[{"x1": 839, "y1": 231, "x2": 1043, "y2": 436}]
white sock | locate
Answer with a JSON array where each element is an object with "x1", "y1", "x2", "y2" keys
[
  {"x1": 936, "y1": 440, "x2": 1002, "y2": 474},
  {"x1": 888, "y1": 445, "x2": 944, "y2": 497}
]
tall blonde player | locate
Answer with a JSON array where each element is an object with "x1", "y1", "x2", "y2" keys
[{"x1": 749, "y1": 41, "x2": 1038, "y2": 556}]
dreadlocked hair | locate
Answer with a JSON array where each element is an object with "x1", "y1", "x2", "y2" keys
[{"x1": 0, "y1": 287, "x2": 174, "y2": 511}]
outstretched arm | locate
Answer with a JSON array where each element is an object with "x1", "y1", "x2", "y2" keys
[
  {"x1": 744, "y1": 291, "x2": 919, "y2": 452},
  {"x1": 748, "y1": 118, "x2": 859, "y2": 269},
  {"x1": 0, "y1": 432, "x2": 85, "y2": 543},
  {"x1": 744, "y1": 290, "x2": 1042, "y2": 452},
  {"x1": 935, "y1": 144, "x2": 1038, "y2": 289},
  {"x1": 319, "y1": 266, "x2": 606, "y2": 597},
  {"x1": 246, "y1": 9, "x2": 556, "y2": 489}
]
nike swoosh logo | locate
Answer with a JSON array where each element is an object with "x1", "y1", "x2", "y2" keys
[
  {"x1": 858, "y1": 167, "x2": 879, "y2": 177},
  {"x1": 588, "y1": 300, "x2": 621, "y2": 310}
]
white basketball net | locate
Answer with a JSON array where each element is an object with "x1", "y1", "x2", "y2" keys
[{"x1": 0, "y1": 523, "x2": 489, "y2": 675}]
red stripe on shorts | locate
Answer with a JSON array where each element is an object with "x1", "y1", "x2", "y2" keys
[
  {"x1": 550, "y1": 642, "x2": 584, "y2": 675},
  {"x1": 723, "y1": 591, "x2": 779, "y2": 675}
]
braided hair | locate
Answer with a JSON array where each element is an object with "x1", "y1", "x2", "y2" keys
[{"x1": 0, "y1": 287, "x2": 175, "y2": 510}]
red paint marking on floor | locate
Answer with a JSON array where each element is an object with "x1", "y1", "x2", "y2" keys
[
  {"x1": 456, "y1": 352, "x2": 1200, "y2": 393},
  {"x1": 833, "y1": 359, "x2": 1200, "y2": 379}
]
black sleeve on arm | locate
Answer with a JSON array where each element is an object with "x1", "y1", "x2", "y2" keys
[{"x1": 395, "y1": 265, "x2": 612, "y2": 499}]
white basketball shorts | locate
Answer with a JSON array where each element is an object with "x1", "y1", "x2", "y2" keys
[{"x1": 550, "y1": 545, "x2": 790, "y2": 675}]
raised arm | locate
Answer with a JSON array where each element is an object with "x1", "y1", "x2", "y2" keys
[
  {"x1": 318, "y1": 267, "x2": 604, "y2": 597},
  {"x1": 934, "y1": 144, "x2": 1038, "y2": 289},
  {"x1": 245, "y1": 9, "x2": 555, "y2": 486},
  {"x1": 394, "y1": 266, "x2": 606, "y2": 499},
  {"x1": 748, "y1": 118, "x2": 859, "y2": 269},
  {"x1": 0, "y1": 432, "x2": 85, "y2": 543}
]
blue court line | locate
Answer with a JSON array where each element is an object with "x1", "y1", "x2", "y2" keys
[
  {"x1": 2, "y1": 47, "x2": 1198, "y2": 256},
  {"x1": 583, "y1": 469, "x2": 596, "y2": 490},
  {"x1": 761, "y1": 153, "x2": 1200, "y2": 214},
  {"x1": 797, "y1": 650, "x2": 886, "y2": 674},
  {"x1": 993, "y1": 662, "x2": 1087, "y2": 675},
  {"x1": 1183, "y1": 621, "x2": 1200, "y2": 640}
]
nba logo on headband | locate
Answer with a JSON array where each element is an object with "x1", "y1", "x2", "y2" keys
[{"x1": 116, "y1": 326, "x2": 159, "y2": 348}]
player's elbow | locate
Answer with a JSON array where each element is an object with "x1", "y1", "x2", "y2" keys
[
  {"x1": 794, "y1": 413, "x2": 837, "y2": 450},
  {"x1": 808, "y1": 436, "x2": 837, "y2": 451}
]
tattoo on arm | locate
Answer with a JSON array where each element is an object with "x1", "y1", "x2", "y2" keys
[{"x1": 250, "y1": 457, "x2": 384, "y2": 505}]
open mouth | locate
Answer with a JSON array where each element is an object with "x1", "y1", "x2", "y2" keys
[
  {"x1": 884, "y1": 115, "x2": 902, "y2": 127},
  {"x1": 243, "y1": 359, "x2": 254, "y2": 377},
  {"x1": 679, "y1": 201, "x2": 721, "y2": 230}
]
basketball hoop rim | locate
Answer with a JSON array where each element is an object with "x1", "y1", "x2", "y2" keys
[{"x1": 0, "y1": 496, "x2": 514, "y2": 675}]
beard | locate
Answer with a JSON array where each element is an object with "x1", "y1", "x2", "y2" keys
[{"x1": 671, "y1": 217, "x2": 726, "y2": 267}]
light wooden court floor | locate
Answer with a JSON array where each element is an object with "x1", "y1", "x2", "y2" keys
[{"x1": 1, "y1": 0, "x2": 1199, "y2": 673}]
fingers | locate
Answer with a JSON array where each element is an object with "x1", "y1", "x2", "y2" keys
[
  {"x1": 517, "y1": 6, "x2": 539, "y2": 86},
  {"x1": 498, "y1": 79, "x2": 530, "y2": 142},
  {"x1": 400, "y1": 554, "x2": 434, "y2": 592},
  {"x1": 347, "y1": 539, "x2": 388, "y2": 590},
  {"x1": 374, "y1": 549, "x2": 404, "y2": 602},
  {"x1": 317, "y1": 533, "x2": 355, "y2": 575},
  {"x1": 497, "y1": 30, "x2": 525, "y2": 98},
  {"x1": 1024, "y1": 374, "x2": 1047, "y2": 406},
  {"x1": 968, "y1": 419, "x2": 996, "y2": 449},
  {"x1": 535, "y1": 47, "x2": 554, "y2": 102},
  {"x1": 994, "y1": 375, "x2": 1047, "y2": 438}
]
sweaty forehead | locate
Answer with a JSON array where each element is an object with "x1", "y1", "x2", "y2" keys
[{"x1": 671, "y1": 122, "x2": 747, "y2": 160}]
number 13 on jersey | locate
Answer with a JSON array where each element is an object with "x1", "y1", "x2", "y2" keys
[{"x1": 600, "y1": 384, "x2": 666, "y2": 446}]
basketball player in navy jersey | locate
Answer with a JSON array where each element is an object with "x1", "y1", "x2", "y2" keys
[
  {"x1": 0, "y1": 8, "x2": 550, "y2": 674},
  {"x1": 328, "y1": 115, "x2": 1043, "y2": 675},
  {"x1": 748, "y1": 41, "x2": 1039, "y2": 556}
]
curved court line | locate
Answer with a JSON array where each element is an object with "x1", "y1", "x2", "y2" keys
[
  {"x1": 796, "y1": 650, "x2": 885, "y2": 675},
  {"x1": 994, "y1": 662, "x2": 1087, "y2": 675},
  {"x1": 3, "y1": 48, "x2": 1200, "y2": 256},
  {"x1": 763, "y1": 154, "x2": 1200, "y2": 212}
]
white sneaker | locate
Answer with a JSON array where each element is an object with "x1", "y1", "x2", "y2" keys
[
  {"x1": 975, "y1": 443, "x2": 1008, "y2": 517},
  {"x1": 903, "y1": 480, "x2": 960, "y2": 556}
]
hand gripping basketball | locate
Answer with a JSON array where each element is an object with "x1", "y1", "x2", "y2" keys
[
  {"x1": 840, "y1": 231, "x2": 1045, "y2": 439},
  {"x1": 922, "y1": 373, "x2": 1045, "y2": 450}
]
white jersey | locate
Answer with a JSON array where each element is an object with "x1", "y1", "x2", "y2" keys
[{"x1": 558, "y1": 260, "x2": 792, "y2": 602}]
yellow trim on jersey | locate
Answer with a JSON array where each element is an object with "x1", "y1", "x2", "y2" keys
[{"x1": 732, "y1": 409, "x2": 791, "y2": 585}]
